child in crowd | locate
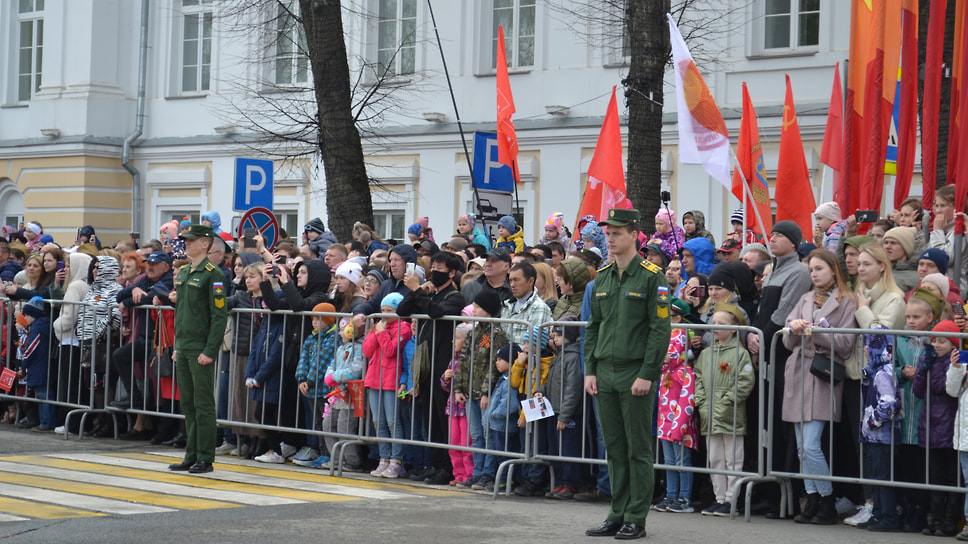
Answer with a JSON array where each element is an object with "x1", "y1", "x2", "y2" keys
[
  {"x1": 363, "y1": 292, "x2": 412, "y2": 479},
  {"x1": 511, "y1": 327, "x2": 553, "y2": 497},
  {"x1": 894, "y1": 293, "x2": 938, "y2": 531},
  {"x1": 18, "y1": 297, "x2": 54, "y2": 432},
  {"x1": 540, "y1": 212, "x2": 570, "y2": 249},
  {"x1": 455, "y1": 290, "x2": 508, "y2": 489},
  {"x1": 694, "y1": 303, "x2": 754, "y2": 517},
  {"x1": 944, "y1": 333, "x2": 968, "y2": 541},
  {"x1": 654, "y1": 298, "x2": 698, "y2": 513},
  {"x1": 650, "y1": 208, "x2": 686, "y2": 261},
  {"x1": 456, "y1": 214, "x2": 490, "y2": 250},
  {"x1": 859, "y1": 331, "x2": 902, "y2": 531},
  {"x1": 292, "y1": 303, "x2": 338, "y2": 467},
  {"x1": 495, "y1": 215, "x2": 525, "y2": 254},
  {"x1": 913, "y1": 320, "x2": 961, "y2": 537},
  {"x1": 441, "y1": 323, "x2": 475, "y2": 485},
  {"x1": 480, "y1": 343, "x2": 522, "y2": 492},
  {"x1": 534, "y1": 316, "x2": 583, "y2": 500},
  {"x1": 320, "y1": 320, "x2": 366, "y2": 471}
]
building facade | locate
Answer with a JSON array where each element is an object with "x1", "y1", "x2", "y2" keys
[{"x1": 0, "y1": 0, "x2": 907, "y2": 248}]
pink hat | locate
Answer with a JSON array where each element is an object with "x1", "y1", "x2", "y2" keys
[
  {"x1": 544, "y1": 212, "x2": 564, "y2": 231},
  {"x1": 655, "y1": 208, "x2": 676, "y2": 227}
]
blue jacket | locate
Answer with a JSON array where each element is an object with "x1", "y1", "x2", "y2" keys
[
  {"x1": 468, "y1": 227, "x2": 491, "y2": 250},
  {"x1": 22, "y1": 316, "x2": 51, "y2": 388},
  {"x1": 681, "y1": 237, "x2": 716, "y2": 277},
  {"x1": 327, "y1": 340, "x2": 365, "y2": 386},
  {"x1": 295, "y1": 325, "x2": 338, "y2": 399},
  {"x1": 0, "y1": 261, "x2": 22, "y2": 283},
  {"x1": 484, "y1": 373, "x2": 519, "y2": 433},
  {"x1": 201, "y1": 210, "x2": 222, "y2": 233},
  {"x1": 245, "y1": 291, "x2": 287, "y2": 404}
]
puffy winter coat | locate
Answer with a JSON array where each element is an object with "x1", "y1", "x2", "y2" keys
[
  {"x1": 694, "y1": 335, "x2": 754, "y2": 436},
  {"x1": 944, "y1": 362, "x2": 968, "y2": 451},
  {"x1": 362, "y1": 319, "x2": 412, "y2": 391},
  {"x1": 913, "y1": 347, "x2": 957, "y2": 449}
]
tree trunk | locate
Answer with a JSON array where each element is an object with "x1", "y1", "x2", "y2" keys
[
  {"x1": 299, "y1": 0, "x2": 372, "y2": 241},
  {"x1": 624, "y1": 0, "x2": 671, "y2": 237}
]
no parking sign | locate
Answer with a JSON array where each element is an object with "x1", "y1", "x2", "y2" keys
[{"x1": 237, "y1": 206, "x2": 279, "y2": 251}]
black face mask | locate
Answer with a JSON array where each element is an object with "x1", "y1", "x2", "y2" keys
[{"x1": 430, "y1": 270, "x2": 451, "y2": 287}]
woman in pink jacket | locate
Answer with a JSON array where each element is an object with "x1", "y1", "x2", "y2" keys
[{"x1": 362, "y1": 292, "x2": 412, "y2": 479}]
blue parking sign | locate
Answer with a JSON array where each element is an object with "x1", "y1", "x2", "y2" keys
[
  {"x1": 234, "y1": 158, "x2": 274, "y2": 211},
  {"x1": 473, "y1": 132, "x2": 515, "y2": 193}
]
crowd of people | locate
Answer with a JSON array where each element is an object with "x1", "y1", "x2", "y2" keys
[{"x1": 3, "y1": 197, "x2": 968, "y2": 537}]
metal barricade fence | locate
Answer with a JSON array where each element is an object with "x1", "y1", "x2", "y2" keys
[
  {"x1": 0, "y1": 298, "x2": 123, "y2": 438},
  {"x1": 528, "y1": 320, "x2": 772, "y2": 519},
  {"x1": 768, "y1": 326, "x2": 968, "y2": 521}
]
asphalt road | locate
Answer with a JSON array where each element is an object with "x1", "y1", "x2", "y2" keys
[{"x1": 0, "y1": 424, "x2": 929, "y2": 544}]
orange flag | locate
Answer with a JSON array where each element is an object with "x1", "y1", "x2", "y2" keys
[
  {"x1": 775, "y1": 75, "x2": 816, "y2": 236},
  {"x1": 953, "y1": 1, "x2": 968, "y2": 234},
  {"x1": 579, "y1": 86, "x2": 627, "y2": 221},
  {"x1": 921, "y1": 0, "x2": 947, "y2": 212},
  {"x1": 893, "y1": 0, "x2": 918, "y2": 210},
  {"x1": 731, "y1": 83, "x2": 773, "y2": 236},
  {"x1": 495, "y1": 25, "x2": 519, "y2": 182}
]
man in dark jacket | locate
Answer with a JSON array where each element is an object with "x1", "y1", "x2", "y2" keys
[
  {"x1": 460, "y1": 247, "x2": 512, "y2": 303},
  {"x1": 397, "y1": 251, "x2": 466, "y2": 485},
  {"x1": 112, "y1": 251, "x2": 173, "y2": 411},
  {"x1": 352, "y1": 244, "x2": 417, "y2": 326}
]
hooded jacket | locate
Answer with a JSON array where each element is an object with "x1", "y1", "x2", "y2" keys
[
  {"x1": 261, "y1": 259, "x2": 333, "y2": 368},
  {"x1": 694, "y1": 334, "x2": 755, "y2": 436},
  {"x1": 536, "y1": 341, "x2": 583, "y2": 426},
  {"x1": 21, "y1": 314, "x2": 51, "y2": 388},
  {"x1": 201, "y1": 210, "x2": 222, "y2": 233},
  {"x1": 496, "y1": 225, "x2": 526, "y2": 254},
  {"x1": 912, "y1": 345, "x2": 957, "y2": 449},
  {"x1": 861, "y1": 332, "x2": 901, "y2": 444},
  {"x1": 579, "y1": 221, "x2": 607, "y2": 262},
  {"x1": 891, "y1": 243, "x2": 923, "y2": 293},
  {"x1": 650, "y1": 224, "x2": 686, "y2": 261},
  {"x1": 308, "y1": 230, "x2": 340, "y2": 259},
  {"x1": 354, "y1": 246, "x2": 417, "y2": 317},
  {"x1": 245, "y1": 291, "x2": 287, "y2": 404},
  {"x1": 553, "y1": 258, "x2": 590, "y2": 320},
  {"x1": 681, "y1": 237, "x2": 715, "y2": 277},
  {"x1": 53, "y1": 252, "x2": 93, "y2": 343},
  {"x1": 683, "y1": 210, "x2": 716, "y2": 246},
  {"x1": 75, "y1": 256, "x2": 122, "y2": 341}
]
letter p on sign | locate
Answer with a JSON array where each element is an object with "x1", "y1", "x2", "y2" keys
[{"x1": 234, "y1": 158, "x2": 274, "y2": 211}]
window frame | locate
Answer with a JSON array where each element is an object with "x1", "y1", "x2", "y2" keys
[
  {"x1": 373, "y1": 0, "x2": 417, "y2": 80},
  {"x1": 489, "y1": 0, "x2": 536, "y2": 71},
  {"x1": 178, "y1": 0, "x2": 214, "y2": 95},
  {"x1": 16, "y1": 0, "x2": 44, "y2": 103},
  {"x1": 272, "y1": 0, "x2": 310, "y2": 87},
  {"x1": 758, "y1": 0, "x2": 820, "y2": 55},
  {"x1": 372, "y1": 209, "x2": 406, "y2": 242}
]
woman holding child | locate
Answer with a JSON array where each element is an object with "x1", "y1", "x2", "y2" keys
[{"x1": 782, "y1": 249, "x2": 858, "y2": 525}]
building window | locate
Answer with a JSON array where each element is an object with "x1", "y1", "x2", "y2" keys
[
  {"x1": 275, "y1": 1, "x2": 309, "y2": 85},
  {"x1": 764, "y1": 0, "x2": 819, "y2": 50},
  {"x1": 169, "y1": 212, "x2": 201, "y2": 224},
  {"x1": 181, "y1": 0, "x2": 213, "y2": 93},
  {"x1": 274, "y1": 212, "x2": 299, "y2": 240},
  {"x1": 18, "y1": 0, "x2": 44, "y2": 102},
  {"x1": 373, "y1": 211, "x2": 405, "y2": 242},
  {"x1": 492, "y1": 0, "x2": 535, "y2": 69},
  {"x1": 376, "y1": 0, "x2": 416, "y2": 77}
]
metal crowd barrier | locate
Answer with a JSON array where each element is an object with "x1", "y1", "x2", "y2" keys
[{"x1": 769, "y1": 326, "x2": 968, "y2": 519}]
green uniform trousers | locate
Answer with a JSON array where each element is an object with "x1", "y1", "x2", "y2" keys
[
  {"x1": 597, "y1": 362, "x2": 656, "y2": 527},
  {"x1": 176, "y1": 350, "x2": 217, "y2": 464}
]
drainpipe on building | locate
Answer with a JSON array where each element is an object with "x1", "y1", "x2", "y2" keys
[{"x1": 122, "y1": 0, "x2": 149, "y2": 237}]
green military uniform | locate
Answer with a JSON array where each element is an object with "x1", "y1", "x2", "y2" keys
[
  {"x1": 584, "y1": 209, "x2": 671, "y2": 529},
  {"x1": 173, "y1": 225, "x2": 228, "y2": 465}
]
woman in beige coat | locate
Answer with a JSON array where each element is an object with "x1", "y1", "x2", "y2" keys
[{"x1": 782, "y1": 249, "x2": 858, "y2": 524}]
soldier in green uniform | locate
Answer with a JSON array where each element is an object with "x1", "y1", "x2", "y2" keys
[
  {"x1": 167, "y1": 224, "x2": 228, "y2": 474},
  {"x1": 583, "y1": 208, "x2": 671, "y2": 540}
]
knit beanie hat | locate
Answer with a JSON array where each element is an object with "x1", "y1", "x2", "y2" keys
[
  {"x1": 522, "y1": 326, "x2": 550, "y2": 350},
  {"x1": 919, "y1": 248, "x2": 950, "y2": 275},
  {"x1": 912, "y1": 287, "x2": 944, "y2": 320},
  {"x1": 798, "y1": 242, "x2": 818, "y2": 259},
  {"x1": 179, "y1": 218, "x2": 192, "y2": 229},
  {"x1": 473, "y1": 289, "x2": 503, "y2": 318},
  {"x1": 814, "y1": 202, "x2": 842, "y2": 222},
  {"x1": 22, "y1": 296, "x2": 45, "y2": 319},
  {"x1": 498, "y1": 215, "x2": 517, "y2": 233},
  {"x1": 380, "y1": 292, "x2": 404, "y2": 311},
  {"x1": 883, "y1": 226, "x2": 916, "y2": 258},
  {"x1": 496, "y1": 343, "x2": 522, "y2": 364},
  {"x1": 844, "y1": 235, "x2": 874, "y2": 250},
  {"x1": 407, "y1": 223, "x2": 423, "y2": 238},
  {"x1": 312, "y1": 302, "x2": 337, "y2": 327},
  {"x1": 366, "y1": 268, "x2": 387, "y2": 285},
  {"x1": 334, "y1": 261, "x2": 363, "y2": 285},
  {"x1": 544, "y1": 212, "x2": 564, "y2": 231},
  {"x1": 459, "y1": 214, "x2": 476, "y2": 229},
  {"x1": 932, "y1": 319, "x2": 961, "y2": 346},
  {"x1": 304, "y1": 217, "x2": 325, "y2": 234},
  {"x1": 920, "y1": 273, "x2": 951, "y2": 300},
  {"x1": 38, "y1": 234, "x2": 54, "y2": 245},
  {"x1": 708, "y1": 262, "x2": 736, "y2": 293},
  {"x1": 556, "y1": 314, "x2": 582, "y2": 343},
  {"x1": 730, "y1": 209, "x2": 745, "y2": 225},
  {"x1": 655, "y1": 208, "x2": 676, "y2": 228},
  {"x1": 739, "y1": 242, "x2": 769, "y2": 259},
  {"x1": 771, "y1": 220, "x2": 802, "y2": 247}
]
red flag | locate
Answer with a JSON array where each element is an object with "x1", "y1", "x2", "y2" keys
[
  {"x1": 822, "y1": 64, "x2": 845, "y2": 208},
  {"x1": 775, "y1": 75, "x2": 817, "y2": 236},
  {"x1": 893, "y1": 0, "x2": 918, "y2": 211},
  {"x1": 954, "y1": 1, "x2": 968, "y2": 234},
  {"x1": 950, "y1": 0, "x2": 966, "y2": 194},
  {"x1": 921, "y1": 0, "x2": 946, "y2": 212},
  {"x1": 579, "y1": 86, "x2": 627, "y2": 221},
  {"x1": 495, "y1": 25, "x2": 519, "y2": 182},
  {"x1": 731, "y1": 83, "x2": 773, "y2": 236}
]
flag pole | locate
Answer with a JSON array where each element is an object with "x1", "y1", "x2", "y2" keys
[
  {"x1": 512, "y1": 159, "x2": 522, "y2": 227},
  {"x1": 729, "y1": 146, "x2": 773, "y2": 257},
  {"x1": 571, "y1": 180, "x2": 591, "y2": 250}
]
